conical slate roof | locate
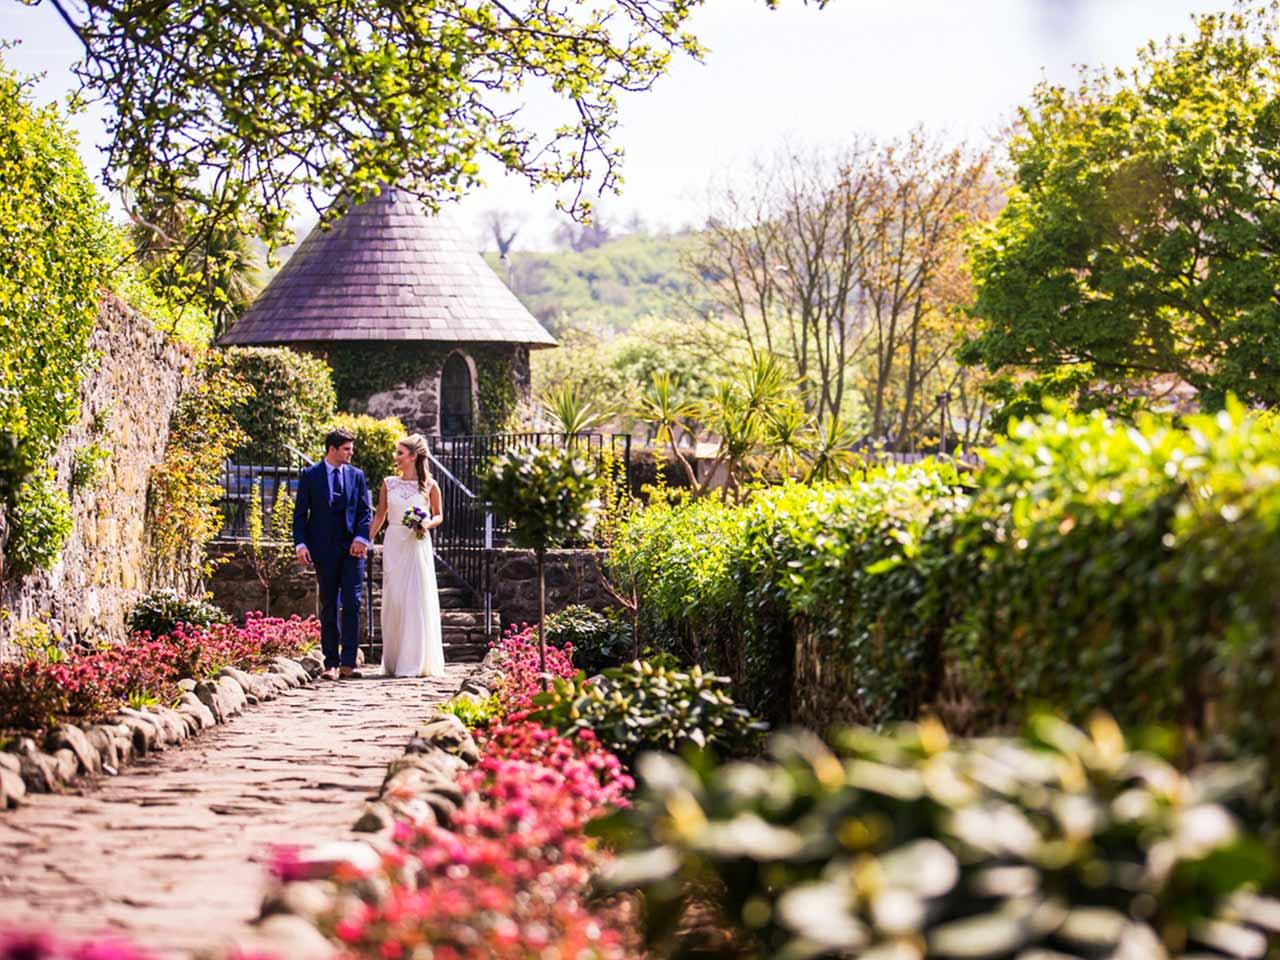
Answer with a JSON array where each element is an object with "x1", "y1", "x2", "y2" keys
[{"x1": 219, "y1": 187, "x2": 556, "y2": 347}]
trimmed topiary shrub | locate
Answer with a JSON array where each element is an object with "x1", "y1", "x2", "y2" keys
[
  {"x1": 478, "y1": 446, "x2": 599, "y2": 675},
  {"x1": 224, "y1": 346, "x2": 336, "y2": 465}
]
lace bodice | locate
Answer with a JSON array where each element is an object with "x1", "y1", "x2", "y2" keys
[{"x1": 385, "y1": 476, "x2": 436, "y2": 513}]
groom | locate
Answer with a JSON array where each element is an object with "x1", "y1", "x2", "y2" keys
[{"x1": 293, "y1": 428, "x2": 373, "y2": 680}]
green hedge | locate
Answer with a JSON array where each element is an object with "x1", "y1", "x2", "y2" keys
[
  {"x1": 617, "y1": 403, "x2": 1280, "y2": 774},
  {"x1": 224, "y1": 346, "x2": 336, "y2": 465},
  {"x1": 612, "y1": 464, "x2": 966, "y2": 724},
  {"x1": 328, "y1": 412, "x2": 405, "y2": 486}
]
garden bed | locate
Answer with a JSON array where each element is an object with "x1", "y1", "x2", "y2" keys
[{"x1": 0, "y1": 613, "x2": 323, "y2": 808}]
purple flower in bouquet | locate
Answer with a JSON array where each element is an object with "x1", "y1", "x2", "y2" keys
[{"x1": 401, "y1": 506, "x2": 429, "y2": 540}]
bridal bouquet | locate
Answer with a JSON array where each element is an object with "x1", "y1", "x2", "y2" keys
[{"x1": 401, "y1": 506, "x2": 429, "y2": 540}]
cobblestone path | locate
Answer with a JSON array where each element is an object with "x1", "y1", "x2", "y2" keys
[{"x1": 0, "y1": 665, "x2": 472, "y2": 958}]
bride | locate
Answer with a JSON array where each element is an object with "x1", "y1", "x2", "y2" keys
[{"x1": 369, "y1": 434, "x2": 446, "y2": 677}]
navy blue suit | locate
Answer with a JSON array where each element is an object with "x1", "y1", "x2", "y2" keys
[{"x1": 293, "y1": 461, "x2": 373, "y2": 668}]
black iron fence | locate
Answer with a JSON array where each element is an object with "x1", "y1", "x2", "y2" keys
[
  {"x1": 425, "y1": 432, "x2": 632, "y2": 539},
  {"x1": 424, "y1": 448, "x2": 492, "y2": 610},
  {"x1": 215, "y1": 457, "x2": 309, "y2": 541},
  {"x1": 214, "y1": 433, "x2": 632, "y2": 605}
]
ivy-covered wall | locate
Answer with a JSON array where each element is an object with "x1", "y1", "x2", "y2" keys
[
  {"x1": 0, "y1": 296, "x2": 191, "y2": 659},
  {"x1": 297, "y1": 341, "x2": 528, "y2": 436}
]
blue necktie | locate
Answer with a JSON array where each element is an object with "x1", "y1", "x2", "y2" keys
[{"x1": 331, "y1": 466, "x2": 343, "y2": 504}]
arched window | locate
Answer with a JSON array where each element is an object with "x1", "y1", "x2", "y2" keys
[{"x1": 440, "y1": 352, "x2": 474, "y2": 437}]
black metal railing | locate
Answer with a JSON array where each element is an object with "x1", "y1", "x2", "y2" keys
[
  {"x1": 425, "y1": 448, "x2": 492, "y2": 607},
  {"x1": 214, "y1": 456, "x2": 309, "y2": 540},
  {"x1": 425, "y1": 432, "x2": 632, "y2": 537}
]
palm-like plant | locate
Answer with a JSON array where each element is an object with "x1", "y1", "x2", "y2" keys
[
  {"x1": 127, "y1": 172, "x2": 265, "y2": 339},
  {"x1": 763, "y1": 402, "x2": 812, "y2": 478},
  {"x1": 541, "y1": 383, "x2": 610, "y2": 437},
  {"x1": 804, "y1": 415, "x2": 863, "y2": 482},
  {"x1": 637, "y1": 355, "x2": 818, "y2": 499}
]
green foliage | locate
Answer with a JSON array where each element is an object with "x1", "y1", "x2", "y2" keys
[
  {"x1": 70, "y1": 442, "x2": 111, "y2": 493},
  {"x1": 529, "y1": 661, "x2": 766, "y2": 765},
  {"x1": 620, "y1": 402, "x2": 1280, "y2": 784},
  {"x1": 0, "y1": 56, "x2": 110, "y2": 517},
  {"x1": 598, "y1": 716, "x2": 1280, "y2": 959},
  {"x1": 477, "y1": 446, "x2": 599, "y2": 553},
  {"x1": 324, "y1": 343, "x2": 446, "y2": 411},
  {"x1": 948, "y1": 402, "x2": 1280, "y2": 773},
  {"x1": 544, "y1": 604, "x2": 632, "y2": 676},
  {"x1": 148, "y1": 352, "x2": 249, "y2": 588},
  {"x1": 127, "y1": 178, "x2": 265, "y2": 340},
  {"x1": 494, "y1": 232, "x2": 699, "y2": 335},
  {"x1": 224, "y1": 347, "x2": 336, "y2": 465},
  {"x1": 6, "y1": 469, "x2": 73, "y2": 577},
  {"x1": 966, "y1": 4, "x2": 1280, "y2": 414},
  {"x1": 541, "y1": 383, "x2": 609, "y2": 435},
  {"x1": 126, "y1": 589, "x2": 228, "y2": 637},
  {"x1": 126, "y1": 690, "x2": 160, "y2": 710},
  {"x1": 63, "y1": 0, "x2": 790, "y2": 300},
  {"x1": 635, "y1": 354, "x2": 863, "y2": 499},
  {"x1": 437, "y1": 692, "x2": 501, "y2": 730},
  {"x1": 612, "y1": 462, "x2": 966, "y2": 724},
  {"x1": 246, "y1": 478, "x2": 295, "y2": 615},
  {"x1": 6, "y1": 614, "x2": 67, "y2": 664},
  {"x1": 328, "y1": 412, "x2": 406, "y2": 484},
  {"x1": 474, "y1": 352, "x2": 518, "y2": 434}
]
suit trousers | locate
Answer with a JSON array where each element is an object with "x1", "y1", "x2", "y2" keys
[{"x1": 314, "y1": 548, "x2": 364, "y2": 668}]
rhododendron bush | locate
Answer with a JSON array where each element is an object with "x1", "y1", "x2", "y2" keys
[{"x1": 0, "y1": 615, "x2": 319, "y2": 730}]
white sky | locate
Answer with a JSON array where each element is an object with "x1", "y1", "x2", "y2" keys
[{"x1": 2, "y1": 0, "x2": 1229, "y2": 250}]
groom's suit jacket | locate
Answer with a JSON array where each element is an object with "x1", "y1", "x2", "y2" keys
[{"x1": 292, "y1": 461, "x2": 373, "y2": 564}]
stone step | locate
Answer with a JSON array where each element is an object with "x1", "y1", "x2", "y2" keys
[
  {"x1": 364, "y1": 641, "x2": 490, "y2": 665},
  {"x1": 367, "y1": 586, "x2": 474, "y2": 610},
  {"x1": 441, "y1": 609, "x2": 499, "y2": 629}
]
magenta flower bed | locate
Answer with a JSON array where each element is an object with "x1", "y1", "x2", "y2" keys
[
  {"x1": 0, "y1": 929, "x2": 156, "y2": 960},
  {"x1": 490, "y1": 622, "x2": 578, "y2": 714},
  {"x1": 269, "y1": 627, "x2": 641, "y2": 959},
  {"x1": 0, "y1": 615, "x2": 320, "y2": 730}
]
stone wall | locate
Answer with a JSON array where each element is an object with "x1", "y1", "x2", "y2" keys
[
  {"x1": 206, "y1": 543, "x2": 318, "y2": 623},
  {"x1": 206, "y1": 544, "x2": 618, "y2": 630},
  {"x1": 0, "y1": 295, "x2": 192, "y2": 658},
  {"x1": 489, "y1": 547, "x2": 619, "y2": 629}
]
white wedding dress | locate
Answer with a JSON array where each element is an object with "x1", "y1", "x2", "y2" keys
[{"x1": 380, "y1": 477, "x2": 446, "y2": 677}]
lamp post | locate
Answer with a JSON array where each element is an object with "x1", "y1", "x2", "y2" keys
[{"x1": 936, "y1": 392, "x2": 952, "y2": 457}]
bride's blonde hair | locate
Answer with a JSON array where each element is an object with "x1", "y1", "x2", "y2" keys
[{"x1": 398, "y1": 434, "x2": 432, "y2": 499}]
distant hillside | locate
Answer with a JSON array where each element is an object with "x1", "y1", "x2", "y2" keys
[{"x1": 487, "y1": 232, "x2": 700, "y2": 335}]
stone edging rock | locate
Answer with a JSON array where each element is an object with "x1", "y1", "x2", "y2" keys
[
  {"x1": 224, "y1": 659, "x2": 492, "y2": 960},
  {"x1": 0, "y1": 653, "x2": 326, "y2": 810}
]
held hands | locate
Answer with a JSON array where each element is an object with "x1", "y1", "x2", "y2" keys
[
  {"x1": 349, "y1": 541, "x2": 368, "y2": 558},
  {"x1": 296, "y1": 545, "x2": 312, "y2": 568}
]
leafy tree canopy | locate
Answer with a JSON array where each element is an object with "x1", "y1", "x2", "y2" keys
[
  {"x1": 964, "y1": 3, "x2": 1280, "y2": 415},
  {"x1": 41, "y1": 0, "x2": 823, "y2": 270}
]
